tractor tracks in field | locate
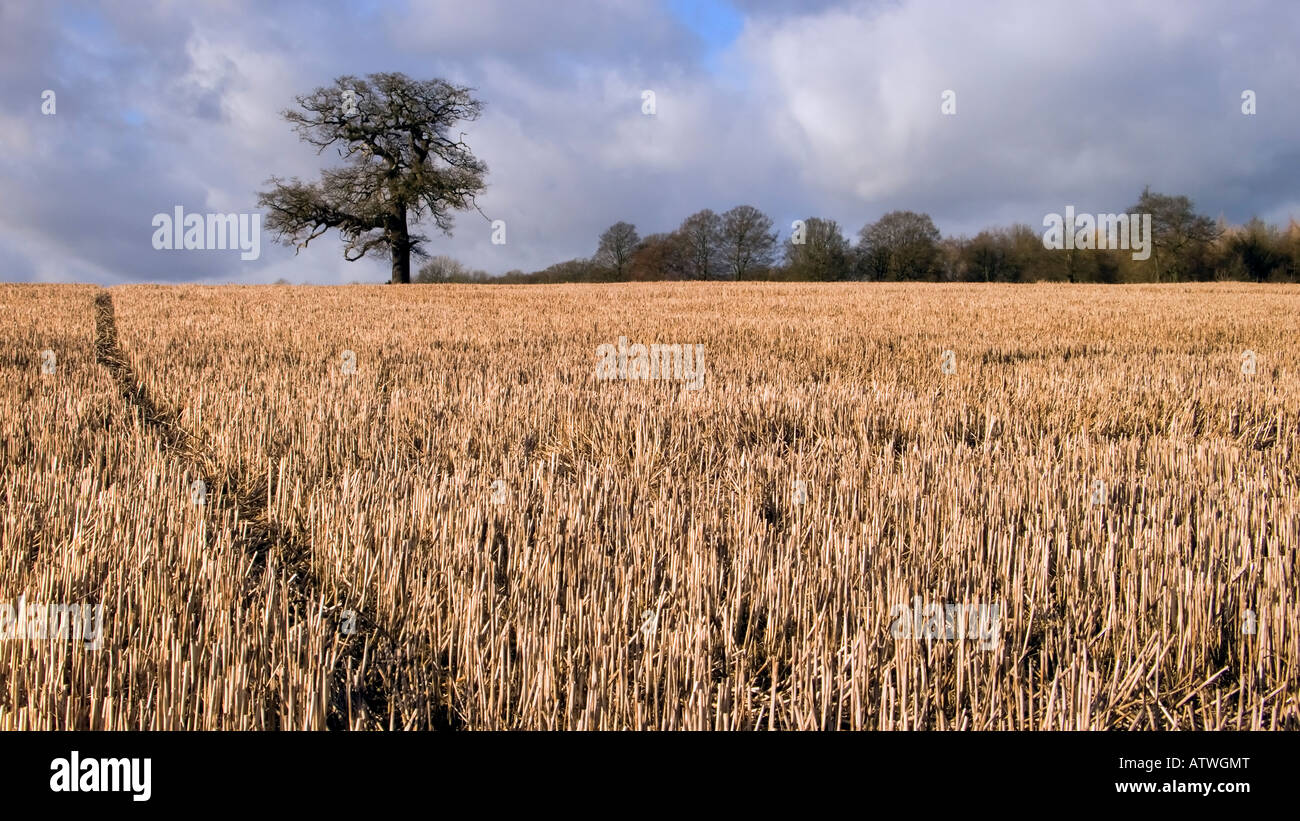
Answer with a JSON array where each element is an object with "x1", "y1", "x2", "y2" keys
[{"x1": 92, "y1": 288, "x2": 463, "y2": 730}]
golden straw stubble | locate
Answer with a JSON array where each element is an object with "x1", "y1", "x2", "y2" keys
[{"x1": 1, "y1": 281, "x2": 1295, "y2": 730}]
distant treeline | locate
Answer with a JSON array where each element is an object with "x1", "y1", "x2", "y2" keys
[{"x1": 415, "y1": 188, "x2": 1300, "y2": 284}]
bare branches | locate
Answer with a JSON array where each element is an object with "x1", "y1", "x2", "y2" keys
[
  {"x1": 258, "y1": 72, "x2": 489, "y2": 282},
  {"x1": 257, "y1": 177, "x2": 351, "y2": 254}
]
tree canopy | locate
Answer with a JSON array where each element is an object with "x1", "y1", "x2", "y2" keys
[{"x1": 258, "y1": 72, "x2": 489, "y2": 284}]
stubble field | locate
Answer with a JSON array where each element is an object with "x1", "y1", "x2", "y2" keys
[{"x1": 1, "y1": 281, "x2": 1297, "y2": 730}]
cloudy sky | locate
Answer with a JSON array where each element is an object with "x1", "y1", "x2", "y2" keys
[{"x1": 1, "y1": 0, "x2": 1297, "y2": 284}]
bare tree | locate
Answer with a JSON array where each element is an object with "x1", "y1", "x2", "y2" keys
[
  {"x1": 679, "y1": 209, "x2": 724, "y2": 279},
  {"x1": 1132, "y1": 187, "x2": 1218, "y2": 281},
  {"x1": 720, "y1": 205, "x2": 777, "y2": 280},
  {"x1": 783, "y1": 217, "x2": 851, "y2": 280},
  {"x1": 856, "y1": 211, "x2": 941, "y2": 280},
  {"x1": 416, "y1": 255, "x2": 469, "y2": 283},
  {"x1": 595, "y1": 221, "x2": 640, "y2": 278},
  {"x1": 629, "y1": 231, "x2": 692, "y2": 280},
  {"x1": 257, "y1": 73, "x2": 489, "y2": 284}
]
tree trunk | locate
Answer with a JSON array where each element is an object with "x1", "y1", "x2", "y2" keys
[{"x1": 389, "y1": 209, "x2": 411, "y2": 284}]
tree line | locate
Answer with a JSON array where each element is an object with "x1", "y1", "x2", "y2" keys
[
  {"x1": 419, "y1": 189, "x2": 1300, "y2": 284},
  {"x1": 251, "y1": 73, "x2": 1299, "y2": 286}
]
